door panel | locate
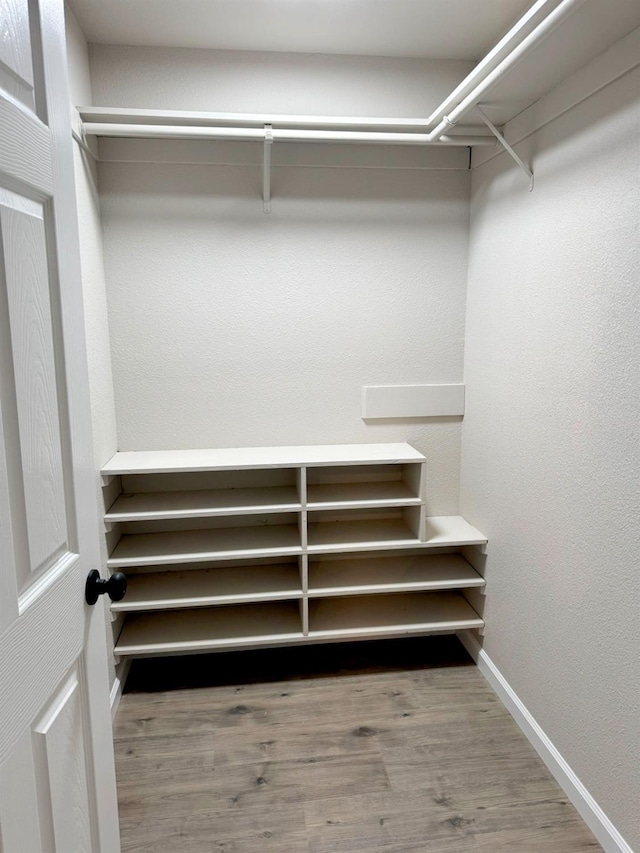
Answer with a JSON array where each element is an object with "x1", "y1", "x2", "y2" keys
[
  {"x1": 0, "y1": 95, "x2": 52, "y2": 193},
  {"x1": 0, "y1": 350, "x2": 21, "y2": 632},
  {"x1": 0, "y1": 0, "x2": 35, "y2": 109},
  {"x1": 0, "y1": 0, "x2": 120, "y2": 849},
  {"x1": 0, "y1": 729, "x2": 42, "y2": 852},
  {"x1": 33, "y1": 669, "x2": 93, "y2": 852},
  {"x1": 0, "y1": 566, "x2": 83, "y2": 770},
  {"x1": 0, "y1": 190, "x2": 71, "y2": 591},
  {"x1": 0, "y1": 663, "x2": 96, "y2": 853}
]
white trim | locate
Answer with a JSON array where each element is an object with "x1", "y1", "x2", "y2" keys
[
  {"x1": 109, "y1": 659, "x2": 131, "y2": 720},
  {"x1": 457, "y1": 630, "x2": 634, "y2": 853}
]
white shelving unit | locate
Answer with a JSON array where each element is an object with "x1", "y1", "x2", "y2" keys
[{"x1": 102, "y1": 443, "x2": 487, "y2": 657}]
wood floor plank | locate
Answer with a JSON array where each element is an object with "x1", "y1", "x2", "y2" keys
[
  {"x1": 115, "y1": 732, "x2": 215, "y2": 762},
  {"x1": 114, "y1": 637, "x2": 602, "y2": 852},
  {"x1": 474, "y1": 824, "x2": 602, "y2": 852},
  {"x1": 305, "y1": 790, "x2": 482, "y2": 852},
  {"x1": 114, "y1": 673, "x2": 419, "y2": 740},
  {"x1": 303, "y1": 787, "x2": 595, "y2": 851},
  {"x1": 208, "y1": 719, "x2": 386, "y2": 766},
  {"x1": 116, "y1": 753, "x2": 389, "y2": 812},
  {"x1": 305, "y1": 779, "x2": 600, "y2": 852},
  {"x1": 116, "y1": 759, "x2": 302, "y2": 811},
  {"x1": 120, "y1": 827, "x2": 310, "y2": 853},
  {"x1": 118, "y1": 803, "x2": 308, "y2": 853},
  {"x1": 383, "y1": 751, "x2": 559, "y2": 797}
]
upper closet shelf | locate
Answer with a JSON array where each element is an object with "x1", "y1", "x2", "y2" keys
[
  {"x1": 77, "y1": 105, "x2": 495, "y2": 148},
  {"x1": 72, "y1": 0, "x2": 552, "y2": 205},
  {"x1": 74, "y1": 106, "x2": 493, "y2": 214},
  {"x1": 75, "y1": 0, "x2": 640, "y2": 209}
]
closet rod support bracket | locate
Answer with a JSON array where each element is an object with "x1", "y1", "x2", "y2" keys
[
  {"x1": 263, "y1": 124, "x2": 273, "y2": 214},
  {"x1": 476, "y1": 106, "x2": 533, "y2": 191},
  {"x1": 72, "y1": 120, "x2": 99, "y2": 162}
]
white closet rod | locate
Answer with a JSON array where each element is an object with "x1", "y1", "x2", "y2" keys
[
  {"x1": 81, "y1": 123, "x2": 495, "y2": 147},
  {"x1": 426, "y1": 0, "x2": 575, "y2": 125},
  {"x1": 428, "y1": 0, "x2": 589, "y2": 141},
  {"x1": 78, "y1": 107, "x2": 442, "y2": 131},
  {"x1": 425, "y1": 0, "x2": 552, "y2": 125}
]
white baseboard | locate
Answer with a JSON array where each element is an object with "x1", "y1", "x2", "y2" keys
[
  {"x1": 457, "y1": 630, "x2": 633, "y2": 853},
  {"x1": 109, "y1": 658, "x2": 132, "y2": 720}
]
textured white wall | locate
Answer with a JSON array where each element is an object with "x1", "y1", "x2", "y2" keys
[
  {"x1": 89, "y1": 44, "x2": 472, "y2": 118},
  {"x1": 92, "y1": 46, "x2": 474, "y2": 514},
  {"x1": 65, "y1": 6, "x2": 118, "y2": 685},
  {"x1": 462, "y1": 39, "x2": 640, "y2": 849},
  {"x1": 66, "y1": 13, "x2": 117, "y2": 470}
]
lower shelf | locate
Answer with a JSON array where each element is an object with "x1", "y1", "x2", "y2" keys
[
  {"x1": 308, "y1": 553, "x2": 484, "y2": 597},
  {"x1": 308, "y1": 592, "x2": 483, "y2": 638},
  {"x1": 107, "y1": 524, "x2": 302, "y2": 567},
  {"x1": 115, "y1": 601, "x2": 304, "y2": 656},
  {"x1": 114, "y1": 591, "x2": 483, "y2": 656},
  {"x1": 307, "y1": 517, "x2": 419, "y2": 551},
  {"x1": 111, "y1": 562, "x2": 302, "y2": 611}
]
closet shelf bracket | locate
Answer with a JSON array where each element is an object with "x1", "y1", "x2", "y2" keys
[
  {"x1": 72, "y1": 123, "x2": 98, "y2": 162},
  {"x1": 263, "y1": 124, "x2": 273, "y2": 214},
  {"x1": 476, "y1": 106, "x2": 533, "y2": 192}
]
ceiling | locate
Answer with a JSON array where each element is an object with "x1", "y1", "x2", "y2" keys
[{"x1": 67, "y1": 0, "x2": 535, "y2": 61}]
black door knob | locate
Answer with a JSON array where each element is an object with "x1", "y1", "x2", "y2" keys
[{"x1": 85, "y1": 569, "x2": 127, "y2": 605}]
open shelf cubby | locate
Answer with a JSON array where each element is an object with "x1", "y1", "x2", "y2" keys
[
  {"x1": 307, "y1": 507, "x2": 422, "y2": 552},
  {"x1": 107, "y1": 513, "x2": 303, "y2": 567},
  {"x1": 102, "y1": 444, "x2": 487, "y2": 657},
  {"x1": 308, "y1": 552, "x2": 485, "y2": 597},
  {"x1": 309, "y1": 592, "x2": 484, "y2": 638},
  {"x1": 112, "y1": 557, "x2": 304, "y2": 612},
  {"x1": 306, "y1": 463, "x2": 422, "y2": 509},
  {"x1": 308, "y1": 592, "x2": 484, "y2": 639},
  {"x1": 115, "y1": 601, "x2": 305, "y2": 656},
  {"x1": 105, "y1": 468, "x2": 302, "y2": 521}
]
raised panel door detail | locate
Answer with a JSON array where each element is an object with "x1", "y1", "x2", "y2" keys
[
  {"x1": 33, "y1": 670, "x2": 93, "y2": 853},
  {"x1": 0, "y1": 728, "x2": 42, "y2": 852},
  {"x1": 0, "y1": 405, "x2": 21, "y2": 632},
  {"x1": 0, "y1": 0, "x2": 35, "y2": 109},
  {"x1": 0, "y1": 188, "x2": 70, "y2": 592}
]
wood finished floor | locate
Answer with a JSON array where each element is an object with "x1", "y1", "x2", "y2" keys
[{"x1": 114, "y1": 636, "x2": 601, "y2": 852}]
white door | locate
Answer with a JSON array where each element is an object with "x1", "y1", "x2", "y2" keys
[{"x1": 0, "y1": 0, "x2": 120, "y2": 850}]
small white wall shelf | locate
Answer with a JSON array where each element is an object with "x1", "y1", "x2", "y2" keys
[
  {"x1": 362, "y1": 384, "x2": 465, "y2": 419},
  {"x1": 102, "y1": 443, "x2": 486, "y2": 657}
]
